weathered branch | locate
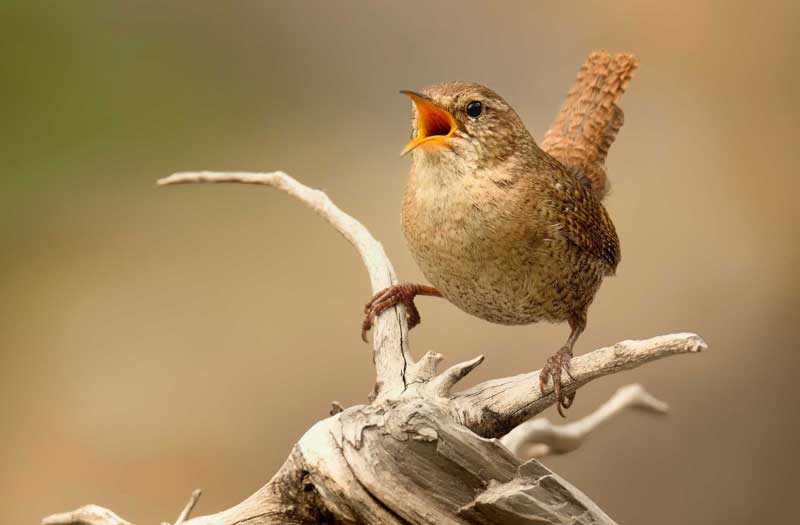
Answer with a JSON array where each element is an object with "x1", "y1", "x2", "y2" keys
[
  {"x1": 42, "y1": 506, "x2": 133, "y2": 525},
  {"x1": 157, "y1": 171, "x2": 412, "y2": 399},
  {"x1": 426, "y1": 355, "x2": 485, "y2": 398},
  {"x1": 501, "y1": 384, "x2": 669, "y2": 459},
  {"x1": 45, "y1": 172, "x2": 706, "y2": 525},
  {"x1": 173, "y1": 490, "x2": 202, "y2": 525},
  {"x1": 453, "y1": 333, "x2": 705, "y2": 438}
]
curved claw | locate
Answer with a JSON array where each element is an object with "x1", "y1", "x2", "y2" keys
[
  {"x1": 362, "y1": 286, "x2": 395, "y2": 341},
  {"x1": 361, "y1": 317, "x2": 372, "y2": 343},
  {"x1": 539, "y1": 346, "x2": 575, "y2": 418}
]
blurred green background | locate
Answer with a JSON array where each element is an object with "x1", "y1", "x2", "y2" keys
[{"x1": 2, "y1": 1, "x2": 799, "y2": 524}]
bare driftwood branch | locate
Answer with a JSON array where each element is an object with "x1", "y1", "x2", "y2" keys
[
  {"x1": 453, "y1": 333, "x2": 705, "y2": 438},
  {"x1": 45, "y1": 168, "x2": 705, "y2": 525},
  {"x1": 172, "y1": 490, "x2": 202, "y2": 525},
  {"x1": 42, "y1": 506, "x2": 133, "y2": 525},
  {"x1": 158, "y1": 171, "x2": 412, "y2": 400},
  {"x1": 44, "y1": 52, "x2": 705, "y2": 525},
  {"x1": 501, "y1": 384, "x2": 669, "y2": 459}
]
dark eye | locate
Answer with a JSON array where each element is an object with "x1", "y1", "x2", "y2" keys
[{"x1": 466, "y1": 100, "x2": 482, "y2": 118}]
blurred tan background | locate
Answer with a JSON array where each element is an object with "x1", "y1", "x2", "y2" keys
[{"x1": 2, "y1": 1, "x2": 799, "y2": 523}]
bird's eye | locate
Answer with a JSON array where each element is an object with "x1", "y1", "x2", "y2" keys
[{"x1": 466, "y1": 100, "x2": 483, "y2": 118}]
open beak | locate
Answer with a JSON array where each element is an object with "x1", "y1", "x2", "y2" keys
[{"x1": 400, "y1": 90, "x2": 459, "y2": 155}]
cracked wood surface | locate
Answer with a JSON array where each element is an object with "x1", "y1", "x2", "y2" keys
[{"x1": 453, "y1": 333, "x2": 706, "y2": 438}]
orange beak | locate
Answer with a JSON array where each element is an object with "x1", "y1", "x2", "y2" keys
[{"x1": 400, "y1": 90, "x2": 459, "y2": 155}]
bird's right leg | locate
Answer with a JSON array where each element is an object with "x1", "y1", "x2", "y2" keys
[
  {"x1": 539, "y1": 314, "x2": 586, "y2": 417},
  {"x1": 361, "y1": 284, "x2": 442, "y2": 342}
]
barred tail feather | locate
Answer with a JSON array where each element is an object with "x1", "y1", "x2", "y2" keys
[{"x1": 541, "y1": 52, "x2": 639, "y2": 200}]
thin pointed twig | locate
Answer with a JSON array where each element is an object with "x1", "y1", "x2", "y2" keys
[{"x1": 174, "y1": 489, "x2": 202, "y2": 525}]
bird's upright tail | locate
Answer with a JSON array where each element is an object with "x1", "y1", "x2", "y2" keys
[{"x1": 541, "y1": 52, "x2": 639, "y2": 200}]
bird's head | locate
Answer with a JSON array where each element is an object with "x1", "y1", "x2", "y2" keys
[{"x1": 401, "y1": 81, "x2": 533, "y2": 171}]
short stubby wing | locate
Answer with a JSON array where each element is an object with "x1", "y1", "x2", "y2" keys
[{"x1": 547, "y1": 167, "x2": 620, "y2": 274}]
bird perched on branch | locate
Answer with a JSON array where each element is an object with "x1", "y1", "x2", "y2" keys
[{"x1": 362, "y1": 53, "x2": 639, "y2": 415}]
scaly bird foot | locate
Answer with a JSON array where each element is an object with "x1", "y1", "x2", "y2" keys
[
  {"x1": 361, "y1": 284, "x2": 441, "y2": 342},
  {"x1": 539, "y1": 346, "x2": 576, "y2": 417}
]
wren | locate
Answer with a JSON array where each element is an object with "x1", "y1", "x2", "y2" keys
[{"x1": 362, "y1": 53, "x2": 638, "y2": 415}]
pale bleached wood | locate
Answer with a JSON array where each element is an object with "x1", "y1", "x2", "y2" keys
[
  {"x1": 173, "y1": 490, "x2": 202, "y2": 525},
  {"x1": 157, "y1": 171, "x2": 413, "y2": 399},
  {"x1": 42, "y1": 505, "x2": 133, "y2": 525},
  {"x1": 42, "y1": 173, "x2": 705, "y2": 525},
  {"x1": 453, "y1": 333, "x2": 705, "y2": 438},
  {"x1": 500, "y1": 384, "x2": 669, "y2": 459}
]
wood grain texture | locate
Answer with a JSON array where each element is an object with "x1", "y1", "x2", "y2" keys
[
  {"x1": 453, "y1": 333, "x2": 705, "y2": 438},
  {"x1": 43, "y1": 169, "x2": 704, "y2": 525}
]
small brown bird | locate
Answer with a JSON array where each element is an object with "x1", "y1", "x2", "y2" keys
[{"x1": 362, "y1": 53, "x2": 638, "y2": 415}]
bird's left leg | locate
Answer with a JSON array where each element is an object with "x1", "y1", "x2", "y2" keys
[
  {"x1": 361, "y1": 284, "x2": 442, "y2": 342},
  {"x1": 539, "y1": 313, "x2": 586, "y2": 417}
]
